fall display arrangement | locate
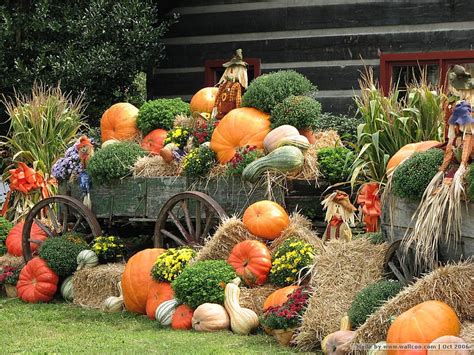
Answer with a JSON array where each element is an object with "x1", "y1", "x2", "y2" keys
[{"x1": 0, "y1": 52, "x2": 473, "y2": 354}]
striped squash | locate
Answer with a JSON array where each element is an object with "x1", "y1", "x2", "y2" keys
[
  {"x1": 77, "y1": 250, "x2": 99, "y2": 270},
  {"x1": 60, "y1": 276, "x2": 74, "y2": 302},
  {"x1": 155, "y1": 299, "x2": 178, "y2": 326}
]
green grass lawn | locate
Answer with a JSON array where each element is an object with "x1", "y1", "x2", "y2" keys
[{"x1": 0, "y1": 298, "x2": 308, "y2": 354}]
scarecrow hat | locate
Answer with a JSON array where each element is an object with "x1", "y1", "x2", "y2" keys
[
  {"x1": 223, "y1": 49, "x2": 248, "y2": 68},
  {"x1": 448, "y1": 100, "x2": 474, "y2": 126}
]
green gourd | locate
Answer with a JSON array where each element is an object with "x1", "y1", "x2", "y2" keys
[
  {"x1": 60, "y1": 276, "x2": 74, "y2": 302},
  {"x1": 155, "y1": 299, "x2": 178, "y2": 326},
  {"x1": 103, "y1": 296, "x2": 124, "y2": 313},
  {"x1": 242, "y1": 146, "x2": 304, "y2": 182},
  {"x1": 276, "y1": 135, "x2": 310, "y2": 151},
  {"x1": 77, "y1": 250, "x2": 99, "y2": 270}
]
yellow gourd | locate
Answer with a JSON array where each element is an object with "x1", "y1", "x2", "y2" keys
[
  {"x1": 224, "y1": 277, "x2": 259, "y2": 335},
  {"x1": 340, "y1": 315, "x2": 351, "y2": 331}
]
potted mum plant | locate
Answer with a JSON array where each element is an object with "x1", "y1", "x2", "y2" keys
[
  {"x1": 260, "y1": 287, "x2": 310, "y2": 346},
  {"x1": 0, "y1": 265, "x2": 23, "y2": 298}
]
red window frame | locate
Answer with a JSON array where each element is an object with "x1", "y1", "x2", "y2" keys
[
  {"x1": 380, "y1": 50, "x2": 474, "y2": 95},
  {"x1": 204, "y1": 58, "x2": 261, "y2": 87}
]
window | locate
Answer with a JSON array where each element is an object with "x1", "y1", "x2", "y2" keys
[
  {"x1": 204, "y1": 58, "x2": 261, "y2": 87},
  {"x1": 380, "y1": 50, "x2": 474, "y2": 95}
]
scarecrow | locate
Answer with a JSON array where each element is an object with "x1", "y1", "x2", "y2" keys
[
  {"x1": 212, "y1": 49, "x2": 248, "y2": 120},
  {"x1": 76, "y1": 136, "x2": 94, "y2": 209},
  {"x1": 321, "y1": 190, "x2": 357, "y2": 242}
]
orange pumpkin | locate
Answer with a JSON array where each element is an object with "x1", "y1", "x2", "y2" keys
[
  {"x1": 263, "y1": 286, "x2": 300, "y2": 311},
  {"x1": 17, "y1": 257, "x2": 59, "y2": 303},
  {"x1": 386, "y1": 141, "x2": 440, "y2": 175},
  {"x1": 141, "y1": 129, "x2": 167, "y2": 155},
  {"x1": 428, "y1": 336, "x2": 470, "y2": 355},
  {"x1": 298, "y1": 128, "x2": 317, "y2": 144},
  {"x1": 101, "y1": 103, "x2": 139, "y2": 142},
  {"x1": 227, "y1": 240, "x2": 272, "y2": 287},
  {"x1": 121, "y1": 248, "x2": 165, "y2": 314},
  {"x1": 171, "y1": 304, "x2": 194, "y2": 330},
  {"x1": 190, "y1": 87, "x2": 218, "y2": 114},
  {"x1": 242, "y1": 200, "x2": 290, "y2": 240},
  {"x1": 387, "y1": 301, "x2": 461, "y2": 355},
  {"x1": 145, "y1": 282, "x2": 174, "y2": 320},
  {"x1": 210, "y1": 107, "x2": 270, "y2": 163},
  {"x1": 6, "y1": 220, "x2": 48, "y2": 257}
]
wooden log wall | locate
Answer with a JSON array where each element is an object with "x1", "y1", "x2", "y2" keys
[{"x1": 151, "y1": 0, "x2": 474, "y2": 115}]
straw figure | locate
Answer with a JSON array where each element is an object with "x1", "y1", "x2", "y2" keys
[
  {"x1": 321, "y1": 191, "x2": 357, "y2": 242},
  {"x1": 76, "y1": 136, "x2": 94, "y2": 209}
]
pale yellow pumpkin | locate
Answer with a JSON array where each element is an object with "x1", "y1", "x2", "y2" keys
[
  {"x1": 428, "y1": 336, "x2": 470, "y2": 355},
  {"x1": 224, "y1": 277, "x2": 259, "y2": 335},
  {"x1": 322, "y1": 330, "x2": 355, "y2": 355},
  {"x1": 192, "y1": 303, "x2": 230, "y2": 332}
]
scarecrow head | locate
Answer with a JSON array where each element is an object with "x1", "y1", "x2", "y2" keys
[
  {"x1": 217, "y1": 49, "x2": 248, "y2": 89},
  {"x1": 321, "y1": 190, "x2": 357, "y2": 225}
]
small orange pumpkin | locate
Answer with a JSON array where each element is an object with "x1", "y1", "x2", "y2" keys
[
  {"x1": 386, "y1": 141, "x2": 440, "y2": 175},
  {"x1": 141, "y1": 128, "x2": 167, "y2": 155},
  {"x1": 121, "y1": 248, "x2": 165, "y2": 314},
  {"x1": 171, "y1": 304, "x2": 194, "y2": 330},
  {"x1": 101, "y1": 103, "x2": 139, "y2": 142},
  {"x1": 16, "y1": 257, "x2": 59, "y2": 303},
  {"x1": 242, "y1": 200, "x2": 290, "y2": 240},
  {"x1": 387, "y1": 301, "x2": 461, "y2": 355},
  {"x1": 298, "y1": 128, "x2": 317, "y2": 144},
  {"x1": 210, "y1": 107, "x2": 270, "y2": 163},
  {"x1": 190, "y1": 87, "x2": 218, "y2": 114},
  {"x1": 263, "y1": 286, "x2": 300, "y2": 311},
  {"x1": 6, "y1": 220, "x2": 48, "y2": 257},
  {"x1": 227, "y1": 240, "x2": 272, "y2": 287},
  {"x1": 145, "y1": 282, "x2": 174, "y2": 320}
]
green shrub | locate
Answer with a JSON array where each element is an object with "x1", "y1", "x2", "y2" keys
[
  {"x1": 270, "y1": 95, "x2": 322, "y2": 130},
  {"x1": 314, "y1": 113, "x2": 363, "y2": 144},
  {"x1": 0, "y1": 217, "x2": 13, "y2": 256},
  {"x1": 38, "y1": 237, "x2": 89, "y2": 277},
  {"x1": 182, "y1": 146, "x2": 216, "y2": 178},
  {"x1": 172, "y1": 260, "x2": 236, "y2": 309},
  {"x1": 392, "y1": 149, "x2": 443, "y2": 200},
  {"x1": 353, "y1": 232, "x2": 385, "y2": 245},
  {"x1": 348, "y1": 280, "x2": 403, "y2": 328},
  {"x1": 137, "y1": 98, "x2": 190, "y2": 134},
  {"x1": 242, "y1": 70, "x2": 315, "y2": 113},
  {"x1": 467, "y1": 164, "x2": 474, "y2": 200},
  {"x1": 87, "y1": 142, "x2": 146, "y2": 185},
  {"x1": 317, "y1": 147, "x2": 355, "y2": 184}
]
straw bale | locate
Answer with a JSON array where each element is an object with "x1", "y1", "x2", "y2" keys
[
  {"x1": 73, "y1": 263, "x2": 125, "y2": 309},
  {"x1": 270, "y1": 212, "x2": 324, "y2": 254},
  {"x1": 240, "y1": 285, "x2": 279, "y2": 316},
  {"x1": 292, "y1": 144, "x2": 320, "y2": 181},
  {"x1": 313, "y1": 130, "x2": 342, "y2": 150},
  {"x1": 351, "y1": 261, "x2": 474, "y2": 344},
  {"x1": 0, "y1": 253, "x2": 24, "y2": 269},
  {"x1": 133, "y1": 155, "x2": 181, "y2": 177},
  {"x1": 460, "y1": 321, "x2": 474, "y2": 344},
  {"x1": 295, "y1": 239, "x2": 388, "y2": 351}
]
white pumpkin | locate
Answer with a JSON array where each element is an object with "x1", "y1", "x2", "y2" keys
[
  {"x1": 192, "y1": 303, "x2": 230, "y2": 332},
  {"x1": 77, "y1": 250, "x2": 99, "y2": 270},
  {"x1": 102, "y1": 139, "x2": 120, "y2": 148},
  {"x1": 155, "y1": 299, "x2": 178, "y2": 327},
  {"x1": 60, "y1": 276, "x2": 74, "y2": 302}
]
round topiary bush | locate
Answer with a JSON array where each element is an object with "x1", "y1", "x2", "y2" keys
[
  {"x1": 242, "y1": 70, "x2": 315, "y2": 113},
  {"x1": 38, "y1": 236, "x2": 89, "y2": 277},
  {"x1": 317, "y1": 146, "x2": 355, "y2": 184},
  {"x1": 87, "y1": 142, "x2": 146, "y2": 185},
  {"x1": 137, "y1": 98, "x2": 190, "y2": 134},
  {"x1": 348, "y1": 280, "x2": 403, "y2": 329},
  {"x1": 392, "y1": 148, "x2": 444, "y2": 199},
  {"x1": 270, "y1": 95, "x2": 322, "y2": 130},
  {"x1": 0, "y1": 217, "x2": 13, "y2": 256},
  {"x1": 171, "y1": 260, "x2": 236, "y2": 309}
]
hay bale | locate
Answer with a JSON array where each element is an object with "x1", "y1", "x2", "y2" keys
[
  {"x1": 240, "y1": 285, "x2": 279, "y2": 315},
  {"x1": 193, "y1": 217, "x2": 256, "y2": 262},
  {"x1": 133, "y1": 155, "x2": 181, "y2": 177},
  {"x1": 460, "y1": 321, "x2": 474, "y2": 344},
  {"x1": 0, "y1": 253, "x2": 24, "y2": 270},
  {"x1": 351, "y1": 261, "x2": 474, "y2": 344},
  {"x1": 270, "y1": 212, "x2": 324, "y2": 254},
  {"x1": 292, "y1": 144, "x2": 320, "y2": 181},
  {"x1": 73, "y1": 263, "x2": 125, "y2": 309},
  {"x1": 295, "y1": 239, "x2": 387, "y2": 351},
  {"x1": 313, "y1": 130, "x2": 342, "y2": 150}
]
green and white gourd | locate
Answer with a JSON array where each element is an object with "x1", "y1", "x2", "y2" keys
[
  {"x1": 263, "y1": 125, "x2": 310, "y2": 153},
  {"x1": 155, "y1": 299, "x2": 178, "y2": 326},
  {"x1": 60, "y1": 276, "x2": 74, "y2": 302},
  {"x1": 76, "y1": 250, "x2": 99, "y2": 270},
  {"x1": 102, "y1": 296, "x2": 124, "y2": 313}
]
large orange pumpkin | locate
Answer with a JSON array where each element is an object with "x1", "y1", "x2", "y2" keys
[
  {"x1": 227, "y1": 240, "x2": 272, "y2": 287},
  {"x1": 242, "y1": 200, "x2": 290, "y2": 240},
  {"x1": 145, "y1": 282, "x2": 174, "y2": 320},
  {"x1": 190, "y1": 87, "x2": 218, "y2": 114},
  {"x1": 387, "y1": 301, "x2": 461, "y2": 355},
  {"x1": 263, "y1": 286, "x2": 300, "y2": 311},
  {"x1": 386, "y1": 141, "x2": 440, "y2": 175},
  {"x1": 171, "y1": 304, "x2": 194, "y2": 330},
  {"x1": 6, "y1": 220, "x2": 48, "y2": 257},
  {"x1": 121, "y1": 248, "x2": 165, "y2": 314},
  {"x1": 141, "y1": 128, "x2": 167, "y2": 155},
  {"x1": 210, "y1": 107, "x2": 270, "y2": 163},
  {"x1": 101, "y1": 103, "x2": 139, "y2": 142},
  {"x1": 17, "y1": 257, "x2": 58, "y2": 303}
]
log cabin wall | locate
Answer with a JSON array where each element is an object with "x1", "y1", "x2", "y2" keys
[{"x1": 150, "y1": 0, "x2": 474, "y2": 115}]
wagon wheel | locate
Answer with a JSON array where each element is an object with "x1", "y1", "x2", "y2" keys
[
  {"x1": 22, "y1": 195, "x2": 102, "y2": 262},
  {"x1": 383, "y1": 239, "x2": 421, "y2": 285},
  {"x1": 154, "y1": 191, "x2": 227, "y2": 249}
]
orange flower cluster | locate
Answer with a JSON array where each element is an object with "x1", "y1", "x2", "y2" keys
[
  {"x1": 8, "y1": 162, "x2": 45, "y2": 194},
  {"x1": 357, "y1": 182, "x2": 381, "y2": 233}
]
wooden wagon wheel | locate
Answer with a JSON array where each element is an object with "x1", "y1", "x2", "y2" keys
[
  {"x1": 383, "y1": 239, "x2": 421, "y2": 285},
  {"x1": 22, "y1": 195, "x2": 102, "y2": 262},
  {"x1": 154, "y1": 191, "x2": 227, "y2": 249}
]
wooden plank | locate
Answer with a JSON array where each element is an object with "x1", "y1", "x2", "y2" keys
[
  {"x1": 108, "y1": 178, "x2": 147, "y2": 218},
  {"x1": 146, "y1": 177, "x2": 188, "y2": 219},
  {"x1": 68, "y1": 182, "x2": 112, "y2": 219}
]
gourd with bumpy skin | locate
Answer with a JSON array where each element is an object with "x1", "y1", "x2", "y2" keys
[
  {"x1": 102, "y1": 296, "x2": 124, "y2": 313},
  {"x1": 242, "y1": 145, "x2": 304, "y2": 183},
  {"x1": 60, "y1": 276, "x2": 74, "y2": 302},
  {"x1": 322, "y1": 330, "x2": 356, "y2": 355},
  {"x1": 224, "y1": 277, "x2": 259, "y2": 335},
  {"x1": 155, "y1": 299, "x2": 178, "y2": 326},
  {"x1": 76, "y1": 250, "x2": 99, "y2": 270},
  {"x1": 192, "y1": 303, "x2": 230, "y2": 332}
]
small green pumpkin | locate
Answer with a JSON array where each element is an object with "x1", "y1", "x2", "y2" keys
[
  {"x1": 77, "y1": 250, "x2": 99, "y2": 270},
  {"x1": 60, "y1": 276, "x2": 74, "y2": 302},
  {"x1": 155, "y1": 299, "x2": 178, "y2": 326},
  {"x1": 102, "y1": 296, "x2": 124, "y2": 313}
]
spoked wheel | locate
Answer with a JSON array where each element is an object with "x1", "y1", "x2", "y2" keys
[
  {"x1": 383, "y1": 239, "x2": 420, "y2": 285},
  {"x1": 154, "y1": 191, "x2": 227, "y2": 249},
  {"x1": 22, "y1": 195, "x2": 102, "y2": 262}
]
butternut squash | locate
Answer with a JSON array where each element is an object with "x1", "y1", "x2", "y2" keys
[{"x1": 224, "y1": 277, "x2": 259, "y2": 335}]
